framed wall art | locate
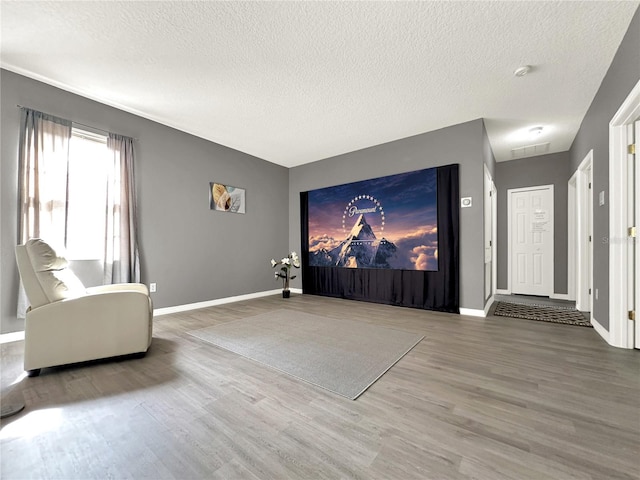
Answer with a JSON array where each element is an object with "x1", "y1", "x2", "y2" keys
[{"x1": 209, "y1": 182, "x2": 245, "y2": 214}]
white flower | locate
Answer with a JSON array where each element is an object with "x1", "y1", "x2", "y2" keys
[
  {"x1": 281, "y1": 257, "x2": 290, "y2": 265},
  {"x1": 291, "y1": 251, "x2": 298, "y2": 259},
  {"x1": 270, "y1": 259, "x2": 277, "y2": 267},
  {"x1": 274, "y1": 272, "x2": 280, "y2": 279},
  {"x1": 293, "y1": 259, "x2": 300, "y2": 268}
]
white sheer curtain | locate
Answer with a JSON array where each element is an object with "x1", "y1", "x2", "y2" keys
[
  {"x1": 104, "y1": 133, "x2": 140, "y2": 284},
  {"x1": 17, "y1": 109, "x2": 141, "y2": 317},
  {"x1": 17, "y1": 108, "x2": 72, "y2": 317}
]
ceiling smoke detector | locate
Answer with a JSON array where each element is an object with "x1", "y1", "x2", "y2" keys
[{"x1": 514, "y1": 65, "x2": 532, "y2": 77}]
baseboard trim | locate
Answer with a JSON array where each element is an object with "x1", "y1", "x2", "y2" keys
[
  {"x1": 0, "y1": 331, "x2": 25, "y2": 345},
  {"x1": 591, "y1": 316, "x2": 610, "y2": 344},
  {"x1": 154, "y1": 289, "x2": 300, "y2": 316},
  {"x1": 496, "y1": 289, "x2": 511, "y2": 295},
  {"x1": 459, "y1": 308, "x2": 486, "y2": 318}
]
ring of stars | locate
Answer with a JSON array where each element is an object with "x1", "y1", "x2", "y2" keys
[{"x1": 342, "y1": 194, "x2": 385, "y2": 235}]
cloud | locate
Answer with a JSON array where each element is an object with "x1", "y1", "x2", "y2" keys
[
  {"x1": 309, "y1": 235, "x2": 340, "y2": 252},
  {"x1": 392, "y1": 228, "x2": 437, "y2": 249},
  {"x1": 399, "y1": 225, "x2": 438, "y2": 241},
  {"x1": 413, "y1": 253, "x2": 430, "y2": 270},
  {"x1": 410, "y1": 245, "x2": 437, "y2": 270}
]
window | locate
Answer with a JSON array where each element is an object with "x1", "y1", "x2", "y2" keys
[
  {"x1": 19, "y1": 107, "x2": 140, "y2": 293},
  {"x1": 65, "y1": 128, "x2": 110, "y2": 260}
]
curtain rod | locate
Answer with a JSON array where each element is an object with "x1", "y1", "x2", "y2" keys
[{"x1": 16, "y1": 104, "x2": 138, "y2": 141}]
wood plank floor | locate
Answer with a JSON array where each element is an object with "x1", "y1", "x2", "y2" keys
[{"x1": 1, "y1": 294, "x2": 639, "y2": 479}]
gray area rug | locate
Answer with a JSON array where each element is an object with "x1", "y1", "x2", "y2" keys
[
  {"x1": 493, "y1": 301, "x2": 592, "y2": 327},
  {"x1": 188, "y1": 310, "x2": 424, "y2": 400}
]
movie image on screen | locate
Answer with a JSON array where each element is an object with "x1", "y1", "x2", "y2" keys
[{"x1": 307, "y1": 167, "x2": 438, "y2": 271}]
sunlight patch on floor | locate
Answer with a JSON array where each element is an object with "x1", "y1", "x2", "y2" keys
[{"x1": 0, "y1": 408, "x2": 63, "y2": 440}]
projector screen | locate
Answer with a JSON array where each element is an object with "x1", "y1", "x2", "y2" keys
[{"x1": 307, "y1": 167, "x2": 438, "y2": 271}]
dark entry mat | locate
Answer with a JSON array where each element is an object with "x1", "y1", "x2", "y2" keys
[{"x1": 492, "y1": 302, "x2": 592, "y2": 327}]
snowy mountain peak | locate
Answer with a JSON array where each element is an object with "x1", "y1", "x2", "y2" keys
[
  {"x1": 348, "y1": 214, "x2": 376, "y2": 241},
  {"x1": 309, "y1": 213, "x2": 398, "y2": 269}
]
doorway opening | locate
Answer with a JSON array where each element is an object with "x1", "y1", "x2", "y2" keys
[
  {"x1": 484, "y1": 164, "x2": 497, "y2": 308},
  {"x1": 568, "y1": 151, "x2": 593, "y2": 316}
]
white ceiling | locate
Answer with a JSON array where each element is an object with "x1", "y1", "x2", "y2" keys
[{"x1": 1, "y1": 1, "x2": 638, "y2": 167}]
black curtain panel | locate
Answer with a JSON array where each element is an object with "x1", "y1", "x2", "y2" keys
[{"x1": 300, "y1": 164, "x2": 459, "y2": 313}]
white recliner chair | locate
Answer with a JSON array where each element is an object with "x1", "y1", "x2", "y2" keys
[{"x1": 15, "y1": 238, "x2": 153, "y2": 377}]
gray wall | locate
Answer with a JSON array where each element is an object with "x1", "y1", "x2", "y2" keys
[
  {"x1": 289, "y1": 119, "x2": 488, "y2": 311},
  {"x1": 495, "y1": 151, "x2": 571, "y2": 294},
  {"x1": 1, "y1": 69, "x2": 289, "y2": 333},
  {"x1": 569, "y1": 6, "x2": 640, "y2": 330},
  {"x1": 482, "y1": 121, "x2": 496, "y2": 179}
]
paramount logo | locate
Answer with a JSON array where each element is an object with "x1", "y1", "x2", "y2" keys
[{"x1": 347, "y1": 205, "x2": 377, "y2": 217}]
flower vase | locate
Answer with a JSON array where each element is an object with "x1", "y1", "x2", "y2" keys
[{"x1": 282, "y1": 290, "x2": 290, "y2": 298}]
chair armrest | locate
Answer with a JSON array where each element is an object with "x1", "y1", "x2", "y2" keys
[{"x1": 86, "y1": 283, "x2": 149, "y2": 295}]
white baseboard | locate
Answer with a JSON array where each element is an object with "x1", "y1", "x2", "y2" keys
[
  {"x1": 496, "y1": 289, "x2": 511, "y2": 295},
  {"x1": 591, "y1": 316, "x2": 609, "y2": 344},
  {"x1": 0, "y1": 331, "x2": 25, "y2": 345},
  {"x1": 550, "y1": 293, "x2": 572, "y2": 301},
  {"x1": 459, "y1": 308, "x2": 486, "y2": 317},
  {"x1": 154, "y1": 289, "x2": 301, "y2": 316}
]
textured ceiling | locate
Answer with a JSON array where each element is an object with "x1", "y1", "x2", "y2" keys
[{"x1": 1, "y1": 1, "x2": 638, "y2": 167}]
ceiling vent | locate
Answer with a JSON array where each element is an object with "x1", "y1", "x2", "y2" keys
[{"x1": 511, "y1": 142, "x2": 550, "y2": 158}]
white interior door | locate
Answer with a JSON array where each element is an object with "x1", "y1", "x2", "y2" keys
[{"x1": 509, "y1": 186, "x2": 554, "y2": 296}]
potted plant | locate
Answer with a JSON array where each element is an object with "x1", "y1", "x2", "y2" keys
[{"x1": 271, "y1": 251, "x2": 300, "y2": 298}]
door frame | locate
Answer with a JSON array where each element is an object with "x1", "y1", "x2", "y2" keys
[
  {"x1": 567, "y1": 175, "x2": 576, "y2": 302},
  {"x1": 507, "y1": 184, "x2": 555, "y2": 296},
  {"x1": 609, "y1": 79, "x2": 640, "y2": 348},
  {"x1": 569, "y1": 151, "x2": 593, "y2": 314},
  {"x1": 492, "y1": 180, "x2": 498, "y2": 297},
  {"x1": 483, "y1": 165, "x2": 496, "y2": 303}
]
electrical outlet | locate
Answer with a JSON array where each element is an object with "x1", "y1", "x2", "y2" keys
[{"x1": 149, "y1": 283, "x2": 157, "y2": 293}]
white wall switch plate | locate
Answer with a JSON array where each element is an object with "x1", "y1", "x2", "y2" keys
[
  {"x1": 149, "y1": 283, "x2": 157, "y2": 293},
  {"x1": 599, "y1": 191, "x2": 605, "y2": 206}
]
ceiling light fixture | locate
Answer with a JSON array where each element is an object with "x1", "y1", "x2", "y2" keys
[
  {"x1": 514, "y1": 65, "x2": 532, "y2": 77},
  {"x1": 529, "y1": 126, "x2": 544, "y2": 137}
]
